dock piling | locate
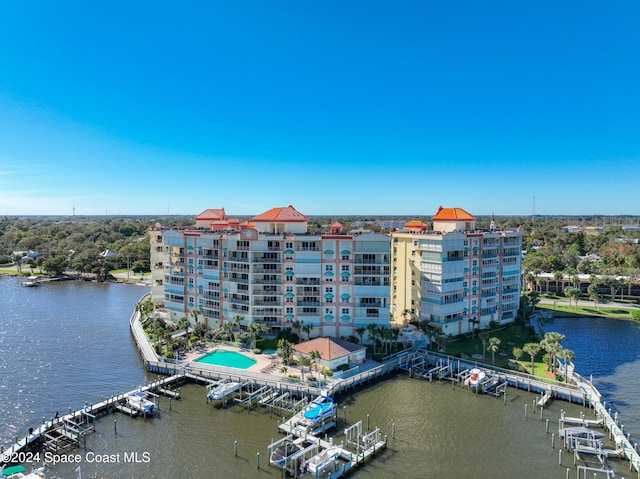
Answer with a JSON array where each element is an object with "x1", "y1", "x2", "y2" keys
[{"x1": 114, "y1": 420, "x2": 117, "y2": 435}]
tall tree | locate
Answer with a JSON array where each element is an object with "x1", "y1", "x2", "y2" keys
[
  {"x1": 558, "y1": 348, "x2": 576, "y2": 382},
  {"x1": 540, "y1": 332, "x2": 565, "y2": 373},
  {"x1": 587, "y1": 283, "x2": 601, "y2": 311},
  {"x1": 523, "y1": 342, "x2": 541, "y2": 375},
  {"x1": 277, "y1": 338, "x2": 293, "y2": 366},
  {"x1": 366, "y1": 324, "x2": 380, "y2": 355},
  {"x1": 488, "y1": 337, "x2": 501, "y2": 364}
]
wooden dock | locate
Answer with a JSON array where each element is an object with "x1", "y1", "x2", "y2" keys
[{"x1": 0, "y1": 373, "x2": 188, "y2": 468}]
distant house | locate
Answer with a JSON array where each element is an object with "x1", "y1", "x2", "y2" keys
[
  {"x1": 293, "y1": 337, "x2": 367, "y2": 371},
  {"x1": 99, "y1": 249, "x2": 118, "y2": 258},
  {"x1": 14, "y1": 250, "x2": 42, "y2": 264}
]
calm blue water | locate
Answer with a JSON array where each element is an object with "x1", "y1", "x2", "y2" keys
[
  {"x1": 0, "y1": 277, "x2": 148, "y2": 442},
  {"x1": 193, "y1": 350, "x2": 257, "y2": 368},
  {"x1": 544, "y1": 315, "x2": 640, "y2": 431},
  {"x1": 1, "y1": 277, "x2": 639, "y2": 478}
]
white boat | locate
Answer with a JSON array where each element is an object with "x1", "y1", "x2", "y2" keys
[
  {"x1": 126, "y1": 391, "x2": 155, "y2": 414},
  {"x1": 21, "y1": 276, "x2": 40, "y2": 287},
  {"x1": 207, "y1": 381, "x2": 242, "y2": 401},
  {"x1": 0, "y1": 465, "x2": 46, "y2": 478},
  {"x1": 464, "y1": 368, "x2": 486, "y2": 387},
  {"x1": 299, "y1": 396, "x2": 336, "y2": 427},
  {"x1": 269, "y1": 440, "x2": 302, "y2": 468},
  {"x1": 305, "y1": 446, "x2": 341, "y2": 475}
]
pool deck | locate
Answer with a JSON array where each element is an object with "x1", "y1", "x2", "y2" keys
[{"x1": 182, "y1": 344, "x2": 279, "y2": 374}]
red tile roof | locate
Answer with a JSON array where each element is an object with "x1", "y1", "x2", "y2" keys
[
  {"x1": 196, "y1": 208, "x2": 226, "y2": 221},
  {"x1": 252, "y1": 205, "x2": 308, "y2": 222},
  {"x1": 293, "y1": 337, "x2": 365, "y2": 360},
  {"x1": 432, "y1": 206, "x2": 475, "y2": 221},
  {"x1": 404, "y1": 220, "x2": 428, "y2": 230},
  {"x1": 330, "y1": 221, "x2": 343, "y2": 228}
]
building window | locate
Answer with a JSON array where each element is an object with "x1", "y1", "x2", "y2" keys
[{"x1": 341, "y1": 255, "x2": 349, "y2": 261}]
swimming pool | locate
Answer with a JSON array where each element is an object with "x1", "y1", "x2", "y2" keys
[{"x1": 193, "y1": 350, "x2": 257, "y2": 369}]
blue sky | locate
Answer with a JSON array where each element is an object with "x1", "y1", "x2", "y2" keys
[{"x1": 1, "y1": 1, "x2": 639, "y2": 217}]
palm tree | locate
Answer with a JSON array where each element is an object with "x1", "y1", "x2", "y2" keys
[
  {"x1": 177, "y1": 316, "x2": 190, "y2": 337},
  {"x1": 564, "y1": 286, "x2": 580, "y2": 309},
  {"x1": 558, "y1": 348, "x2": 576, "y2": 382},
  {"x1": 301, "y1": 324, "x2": 312, "y2": 341},
  {"x1": 390, "y1": 327, "x2": 400, "y2": 352},
  {"x1": 553, "y1": 271, "x2": 564, "y2": 294},
  {"x1": 298, "y1": 355, "x2": 311, "y2": 381},
  {"x1": 488, "y1": 337, "x2": 501, "y2": 364},
  {"x1": 523, "y1": 342, "x2": 541, "y2": 375},
  {"x1": 587, "y1": 283, "x2": 601, "y2": 311},
  {"x1": 525, "y1": 272, "x2": 535, "y2": 292},
  {"x1": 191, "y1": 308, "x2": 201, "y2": 325},
  {"x1": 292, "y1": 320, "x2": 303, "y2": 341},
  {"x1": 571, "y1": 274, "x2": 580, "y2": 289},
  {"x1": 401, "y1": 309, "x2": 412, "y2": 325},
  {"x1": 279, "y1": 365, "x2": 288, "y2": 379},
  {"x1": 232, "y1": 315, "x2": 244, "y2": 343},
  {"x1": 536, "y1": 277, "x2": 547, "y2": 294},
  {"x1": 419, "y1": 320, "x2": 438, "y2": 350},
  {"x1": 540, "y1": 331, "x2": 565, "y2": 373},
  {"x1": 355, "y1": 327, "x2": 366, "y2": 345},
  {"x1": 366, "y1": 324, "x2": 380, "y2": 355},
  {"x1": 468, "y1": 317, "x2": 480, "y2": 338},
  {"x1": 433, "y1": 328, "x2": 447, "y2": 352},
  {"x1": 248, "y1": 322, "x2": 268, "y2": 349},
  {"x1": 277, "y1": 338, "x2": 293, "y2": 366},
  {"x1": 308, "y1": 350, "x2": 322, "y2": 377},
  {"x1": 479, "y1": 332, "x2": 489, "y2": 359}
]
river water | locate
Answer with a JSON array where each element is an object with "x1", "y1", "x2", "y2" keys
[{"x1": 0, "y1": 277, "x2": 638, "y2": 479}]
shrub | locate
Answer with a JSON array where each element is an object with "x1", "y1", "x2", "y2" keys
[
  {"x1": 253, "y1": 348, "x2": 262, "y2": 354},
  {"x1": 631, "y1": 310, "x2": 640, "y2": 321}
]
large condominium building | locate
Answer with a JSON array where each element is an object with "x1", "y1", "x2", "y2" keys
[
  {"x1": 391, "y1": 207, "x2": 524, "y2": 336},
  {"x1": 150, "y1": 206, "x2": 391, "y2": 339}
]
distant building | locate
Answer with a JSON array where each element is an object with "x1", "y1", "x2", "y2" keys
[
  {"x1": 390, "y1": 206, "x2": 524, "y2": 336},
  {"x1": 150, "y1": 206, "x2": 391, "y2": 338}
]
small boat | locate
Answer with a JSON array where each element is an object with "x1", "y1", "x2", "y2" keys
[
  {"x1": 0, "y1": 465, "x2": 46, "y2": 478},
  {"x1": 305, "y1": 446, "x2": 341, "y2": 475},
  {"x1": 21, "y1": 276, "x2": 40, "y2": 287},
  {"x1": 269, "y1": 440, "x2": 302, "y2": 468},
  {"x1": 464, "y1": 368, "x2": 486, "y2": 387},
  {"x1": 300, "y1": 396, "x2": 336, "y2": 427},
  {"x1": 207, "y1": 381, "x2": 242, "y2": 401},
  {"x1": 126, "y1": 391, "x2": 155, "y2": 414}
]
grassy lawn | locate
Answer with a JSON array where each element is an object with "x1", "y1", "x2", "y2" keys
[
  {"x1": 444, "y1": 322, "x2": 540, "y2": 369},
  {"x1": 537, "y1": 303, "x2": 632, "y2": 319},
  {"x1": 442, "y1": 321, "x2": 563, "y2": 382}
]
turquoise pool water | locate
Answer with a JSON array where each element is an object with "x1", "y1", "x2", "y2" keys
[{"x1": 193, "y1": 350, "x2": 257, "y2": 369}]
